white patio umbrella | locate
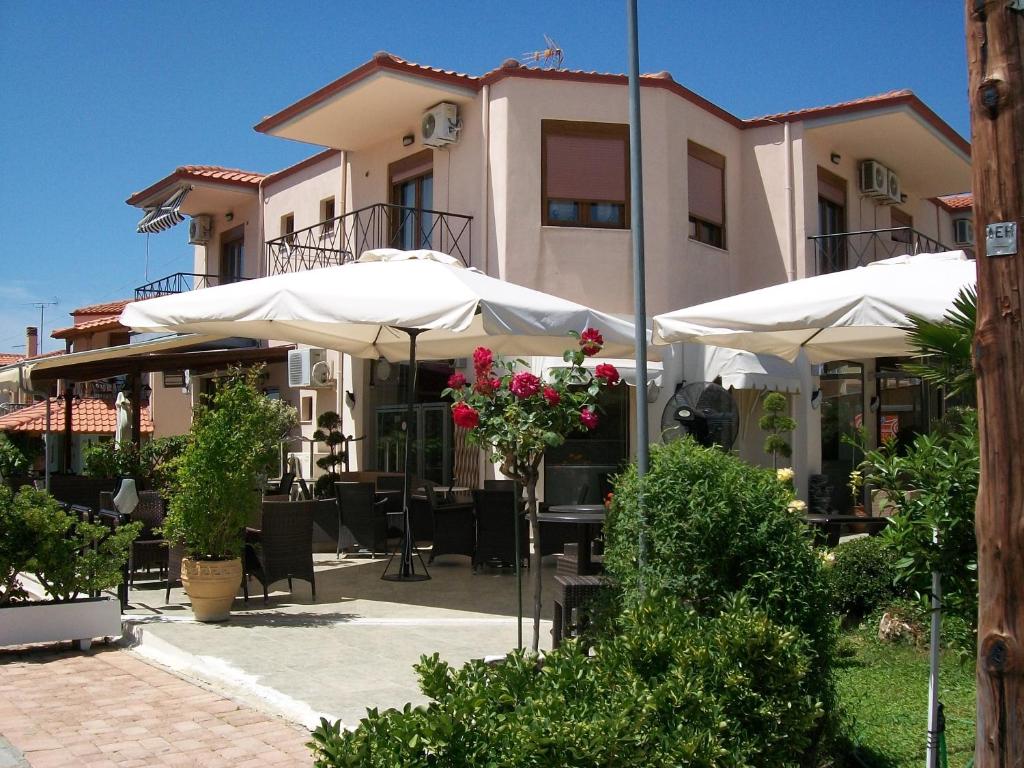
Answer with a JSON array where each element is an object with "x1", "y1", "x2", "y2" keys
[
  {"x1": 653, "y1": 249, "x2": 975, "y2": 768},
  {"x1": 114, "y1": 391, "x2": 132, "y2": 448},
  {"x1": 652, "y1": 251, "x2": 976, "y2": 363},
  {"x1": 122, "y1": 249, "x2": 645, "y2": 589}
]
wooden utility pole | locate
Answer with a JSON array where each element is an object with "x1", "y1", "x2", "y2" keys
[{"x1": 966, "y1": 2, "x2": 1024, "y2": 766}]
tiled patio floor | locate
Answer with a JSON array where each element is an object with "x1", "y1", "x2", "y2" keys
[{"x1": 0, "y1": 646, "x2": 311, "y2": 767}]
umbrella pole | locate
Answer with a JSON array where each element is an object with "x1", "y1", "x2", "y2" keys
[
  {"x1": 926, "y1": 527, "x2": 942, "y2": 768},
  {"x1": 382, "y1": 328, "x2": 430, "y2": 582}
]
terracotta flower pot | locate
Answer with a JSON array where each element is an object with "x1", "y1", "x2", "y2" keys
[
  {"x1": 850, "y1": 505, "x2": 868, "y2": 534},
  {"x1": 180, "y1": 557, "x2": 242, "y2": 622}
]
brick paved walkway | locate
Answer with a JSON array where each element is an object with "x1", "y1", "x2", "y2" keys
[{"x1": 0, "y1": 647, "x2": 312, "y2": 767}]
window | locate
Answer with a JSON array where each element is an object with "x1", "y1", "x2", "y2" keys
[
  {"x1": 817, "y1": 167, "x2": 847, "y2": 273},
  {"x1": 541, "y1": 120, "x2": 629, "y2": 229},
  {"x1": 389, "y1": 150, "x2": 434, "y2": 249},
  {"x1": 688, "y1": 142, "x2": 726, "y2": 248},
  {"x1": 890, "y1": 208, "x2": 913, "y2": 243},
  {"x1": 320, "y1": 197, "x2": 336, "y2": 237},
  {"x1": 220, "y1": 225, "x2": 244, "y2": 283},
  {"x1": 300, "y1": 396, "x2": 313, "y2": 423},
  {"x1": 280, "y1": 213, "x2": 295, "y2": 244}
]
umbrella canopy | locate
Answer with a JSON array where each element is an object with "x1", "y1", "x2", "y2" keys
[
  {"x1": 121, "y1": 249, "x2": 646, "y2": 361},
  {"x1": 114, "y1": 391, "x2": 132, "y2": 447},
  {"x1": 652, "y1": 251, "x2": 975, "y2": 363}
]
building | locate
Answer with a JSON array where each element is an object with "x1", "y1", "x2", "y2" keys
[{"x1": 125, "y1": 52, "x2": 972, "y2": 505}]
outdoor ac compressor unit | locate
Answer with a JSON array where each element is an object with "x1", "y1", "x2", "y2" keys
[
  {"x1": 188, "y1": 215, "x2": 212, "y2": 245},
  {"x1": 859, "y1": 160, "x2": 889, "y2": 199},
  {"x1": 421, "y1": 102, "x2": 460, "y2": 146},
  {"x1": 886, "y1": 170, "x2": 902, "y2": 205},
  {"x1": 288, "y1": 348, "x2": 328, "y2": 388},
  {"x1": 953, "y1": 218, "x2": 974, "y2": 246}
]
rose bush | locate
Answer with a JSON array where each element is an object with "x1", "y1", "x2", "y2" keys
[{"x1": 445, "y1": 329, "x2": 619, "y2": 650}]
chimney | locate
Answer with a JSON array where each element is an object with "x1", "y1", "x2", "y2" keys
[{"x1": 26, "y1": 326, "x2": 38, "y2": 358}]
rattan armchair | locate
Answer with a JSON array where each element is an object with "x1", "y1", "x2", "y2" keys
[
  {"x1": 472, "y1": 489, "x2": 528, "y2": 571},
  {"x1": 423, "y1": 481, "x2": 475, "y2": 564},
  {"x1": 335, "y1": 482, "x2": 390, "y2": 556},
  {"x1": 244, "y1": 500, "x2": 316, "y2": 604}
]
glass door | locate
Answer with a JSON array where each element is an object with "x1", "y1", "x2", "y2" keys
[
  {"x1": 373, "y1": 403, "x2": 451, "y2": 484},
  {"x1": 818, "y1": 197, "x2": 846, "y2": 273},
  {"x1": 392, "y1": 172, "x2": 434, "y2": 250},
  {"x1": 819, "y1": 362, "x2": 863, "y2": 513}
]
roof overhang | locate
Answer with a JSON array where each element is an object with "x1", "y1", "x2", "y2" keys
[
  {"x1": 802, "y1": 104, "x2": 971, "y2": 197},
  {"x1": 256, "y1": 66, "x2": 478, "y2": 150},
  {"x1": 128, "y1": 179, "x2": 258, "y2": 219}
]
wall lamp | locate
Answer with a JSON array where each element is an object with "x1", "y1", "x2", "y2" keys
[
  {"x1": 345, "y1": 390, "x2": 356, "y2": 407},
  {"x1": 402, "y1": 134, "x2": 415, "y2": 147},
  {"x1": 830, "y1": 152, "x2": 841, "y2": 165},
  {"x1": 810, "y1": 389, "x2": 822, "y2": 410}
]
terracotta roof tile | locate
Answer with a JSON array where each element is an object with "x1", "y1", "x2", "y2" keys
[
  {"x1": 51, "y1": 316, "x2": 127, "y2": 339},
  {"x1": 371, "y1": 51, "x2": 479, "y2": 82},
  {"x1": 936, "y1": 192, "x2": 973, "y2": 211},
  {"x1": 0, "y1": 353, "x2": 24, "y2": 365},
  {"x1": 176, "y1": 165, "x2": 266, "y2": 185},
  {"x1": 72, "y1": 299, "x2": 134, "y2": 316},
  {"x1": 748, "y1": 89, "x2": 916, "y2": 123},
  {"x1": 0, "y1": 397, "x2": 153, "y2": 434}
]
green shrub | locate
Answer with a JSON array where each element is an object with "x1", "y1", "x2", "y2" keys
[
  {"x1": 310, "y1": 593, "x2": 821, "y2": 768},
  {"x1": 604, "y1": 437, "x2": 836, "y2": 718},
  {"x1": 0, "y1": 433, "x2": 28, "y2": 479},
  {"x1": 163, "y1": 368, "x2": 296, "y2": 560},
  {"x1": 828, "y1": 536, "x2": 898, "y2": 620},
  {"x1": 82, "y1": 440, "x2": 143, "y2": 479},
  {"x1": 312, "y1": 411, "x2": 344, "y2": 498},
  {"x1": 0, "y1": 486, "x2": 139, "y2": 604},
  {"x1": 139, "y1": 435, "x2": 189, "y2": 494}
]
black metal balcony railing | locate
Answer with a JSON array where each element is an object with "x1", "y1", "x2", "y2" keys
[
  {"x1": 265, "y1": 203, "x2": 472, "y2": 276},
  {"x1": 808, "y1": 227, "x2": 951, "y2": 275},
  {"x1": 134, "y1": 273, "x2": 250, "y2": 300}
]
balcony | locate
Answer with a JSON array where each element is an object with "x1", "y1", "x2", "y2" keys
[
  {"x1": 135, "y1": 273, "x2": 249, "y2": 300},
  {"x1": 808, "y1": 227, "x2": 952, "y2": 275},
  {"x1": 265, "y1": 203, "x2": 472, "y2": 275}
]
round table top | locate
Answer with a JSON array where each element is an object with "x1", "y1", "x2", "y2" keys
[{"x1": 540, "y1": 505, "x2": 607, "y2": 524}]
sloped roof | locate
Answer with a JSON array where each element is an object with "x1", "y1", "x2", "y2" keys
[
  {"x1": 51, "y1": 316, "x2": 127, "y2": 340},
  {"x1": 0, "y1": 353, "x2": 24, "y2": 365},
  {"x1": 935, "y1": 192, "x2": 973, "y2": 211},
  {"x1": 0, "y1": 397, "x2": 153, "y2": 434},
  {"x1": 72, "y1": 299, "x2": 134, "y2": 316},
  {"x1": 126, "y1": 165, "x2": 266, "y2": 207}
]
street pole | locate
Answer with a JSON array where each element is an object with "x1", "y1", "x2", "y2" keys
[
  {"x1": 965, "y1": 2, "x2": 1024, "y2": 765},
  {"x1": 626, "y1": 0, "x2": 650, "y2": 580}
]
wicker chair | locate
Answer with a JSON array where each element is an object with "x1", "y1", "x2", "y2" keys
[
  {"x1": 311, "y1": 497, "x2": 349, "y2": 556},
  {"x1": 244, "y1": 500, "x2": 316, "y2": 603},
  {"x1": 472, "y1": 489, "x2": 528, "y2": 571},
  {"x1": 128, "y1": 491, "x2": 168, "y2": 585},
  {"x1": 165, "y1": 543, "x2": 184, "y2": 604},
  {"x1": 483, "y1": 479, "x2": 517, "y2": 492},
  {"x1": 335, "y1": 482, "x2": 389, "y2": 556},
  {"x1": 424, "y1": 481, "x2": 475, "y2": 564}
]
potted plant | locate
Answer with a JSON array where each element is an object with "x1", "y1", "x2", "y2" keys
[
  {"x1": 445, "y1": 329, "x2": 618, "y2": 651},
  {"x1": 162, "y1": 368, "x2": 296, "y2": 622},
  {"x1": 759, "y1": 391, "x2": 796, "y2": 470},
  {"x1": 312, "y1": 411, "x2": 345, "y2": 498},
  {"x1": 0, "y1": 485, "x2": 139, "y2": 649}
]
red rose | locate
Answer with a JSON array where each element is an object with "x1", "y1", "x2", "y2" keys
[
  {"x1": 594, "y1": 363, "x2": 620, "y2": 385},
  {"x1": 579, "y1": 407, "x2": 599, "y2": 430},
  {"x1": 447, "y1": 372, "x2": 467, "y2": 389},
  {"x1": 543, "y1": 386, "x2": 561, "y2": 406},
  {"x1": 579, "y1": 328, "x2": 604, "y2": 356},
  {"x1": 474, "y1": 376, "x2": 502, "y2": 396},
  {"x1": 452, "y1": 402, "x2": 480, "y2": 429},
  {"x1": 472, "y1": 346, "x2": 494, "y2": 375},
  {"x1": 509, "y1": 371, "x2": 541, "y2": 399}
]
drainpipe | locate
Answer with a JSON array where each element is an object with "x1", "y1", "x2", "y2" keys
[
  {"x1": 480, "y1": 85, "x2": 490, "y2": 274},
  {"x1": 784, "y1": 121, "x2": 796, "y2": 281}
]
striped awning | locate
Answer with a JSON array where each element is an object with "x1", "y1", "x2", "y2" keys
[{"x1": 136, "y1": 186, "x2": 190, "y2": 234}]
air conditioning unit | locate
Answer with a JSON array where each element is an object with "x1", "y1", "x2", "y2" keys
[
  {"x1": 188, "y1": 215, "x2": 212, "y2": 245},
  {"x1": 859, "y1": 160, "x2": 889, "y2": 199},
  {"x1": 288, "y1": 348, "x2": 327, "y2": 388},
  {"x1": 421, "y1": 102, "x2": 460, "y2": 146},
  {"x1": 953, "y1": 218, "x2": 974, "y2": 246},
  {"x1": 886, "y1": 170, "x2": 902, "y2": 205}
]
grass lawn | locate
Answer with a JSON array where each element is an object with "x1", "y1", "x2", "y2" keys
[{"x1": 836, "y1": 626, "x2": 976, "y2": 768}]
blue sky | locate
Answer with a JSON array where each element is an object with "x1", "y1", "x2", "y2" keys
[{"x1": 0, "y1": 1, "x2": 970, "y2": 354}]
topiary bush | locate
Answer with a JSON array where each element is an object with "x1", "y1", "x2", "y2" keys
[
  {"x1": 827, "y1": 536, "x2": 898, "y2": 621},
  {"x1": 604, "y1": 437, "x2": 836, "y2": 721},
  {"x1": 310, "y1": 592, "x2": 822, "y2": 768}
]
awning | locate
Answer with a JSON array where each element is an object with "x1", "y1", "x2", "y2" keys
[
  {"x1": 537, "y1": 357, "x2": 663, "y2": 387},
  {"x1": 136, "y1": 186, "x2": 190, "y2": 234},
  {"x1": 701, "y1": 346, "x2": 801, "y2": 393}
]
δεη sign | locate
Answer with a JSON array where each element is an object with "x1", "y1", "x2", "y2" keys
[{"x1": 986, "y1": 221, "x2": 1018, "y2": 257}]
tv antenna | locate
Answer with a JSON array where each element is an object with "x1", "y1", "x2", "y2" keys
[
  {"x1": 31, "y1": 298, "x2": 59, "y2": 355},
  {"x1": 521, "y1": 35, "x2": 564, "y2": 69}
]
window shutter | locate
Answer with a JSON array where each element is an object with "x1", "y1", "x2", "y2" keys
[
  {"x1": 545, "y1": 133, "x2": 626, "y2": 202},
  {"x1": 688, "y1": 154, "x2": 724, "y2": 225}
]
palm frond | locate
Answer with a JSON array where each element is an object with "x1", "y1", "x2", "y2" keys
[{"x1": 902, "y1": 286, "x2": 976, "y2": 402}]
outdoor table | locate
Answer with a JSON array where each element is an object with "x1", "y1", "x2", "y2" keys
[
  {"x1": 803, "y1": 514, "x2": 889, "y2": 547},
  {"x1": 539, "y1": 505, "x2": 607, "y2": 575}
]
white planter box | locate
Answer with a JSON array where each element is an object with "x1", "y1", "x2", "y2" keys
[{"x1": 0, "y1": 598, "x2": 123, "y2": 650}]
